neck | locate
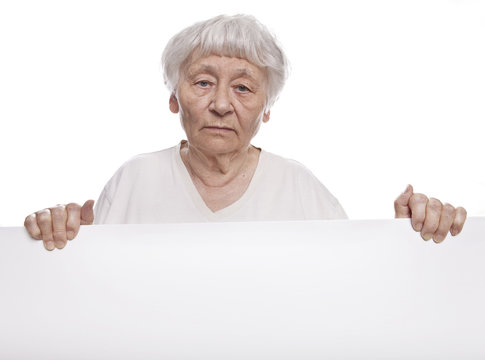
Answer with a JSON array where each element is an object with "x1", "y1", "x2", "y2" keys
[{"x1": 180, "y1": 141, "x2": 259, "y2": 188}]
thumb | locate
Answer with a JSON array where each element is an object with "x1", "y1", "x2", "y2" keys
[
  {"x1": 80, "y1": 199, "x2": 95, "y2": 225},
  {"x1": 394, "y1": 184, "x2": 413, "y2": 218}
]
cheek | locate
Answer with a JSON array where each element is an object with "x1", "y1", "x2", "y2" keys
[
  {"x1": 237, "y1": 93, "x2": 267, "y2": 115},
  {"x1": 240, "y1": 112, "x2": 265, "y2": 136},
  {"x1": 179, "y1": 98, "x2": 198, "y2": 120},
  {"x1": 181, "y1": 91, "x2": 209, "y2": 112}
]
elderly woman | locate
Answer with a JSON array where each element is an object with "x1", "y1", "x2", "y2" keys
[{"x1": 24, "y1": 14, "x2": 466, "y2": 250}]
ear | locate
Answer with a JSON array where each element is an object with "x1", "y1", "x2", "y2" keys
[
  {"x1": 169, "y1": 94, "x2": 179, "y2": 114},
  {"x1": 262, "y1": 110, "x2": 271, "y2": 123}
]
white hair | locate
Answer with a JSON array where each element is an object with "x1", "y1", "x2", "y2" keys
[{"x1": 162, "y1": 14, "x2": 289, "y2": 109}]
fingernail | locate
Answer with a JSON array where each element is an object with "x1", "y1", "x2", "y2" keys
[
  {"x1": 450, "y1": 228, "x2": 457, "y2": 236},
  {"x1": 404, "y1": 184, "x2": 411, "y2": 193},
  {"x1": 45, "y1": 241, "x2": 55, "y2": 251},
  {"x1": 433, "y1": 235, "x2": 445, "y2": 243},
  {"x1": 67, "y1": 231, "x2": 74, "y2": 240},
  {"x1": 422, "y1": 233, "x2": 432, "y2": 241},
  {"x1": 55, "y1": 240, "x2": 66, "y2": 249},
  {"x1": 413, "y1": 221, "x2": 423, "y2": 232}
]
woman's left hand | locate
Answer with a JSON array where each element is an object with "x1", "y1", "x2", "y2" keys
[{"x1": 394, "y1": 185, "x2": 467, "y2": 243}]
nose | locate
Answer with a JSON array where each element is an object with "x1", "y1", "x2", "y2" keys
[{"x1": 209, "y1": 86, "x2": 233, "y2": 116}]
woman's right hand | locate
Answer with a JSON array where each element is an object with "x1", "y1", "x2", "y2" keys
[{"x1": 24, "y1": 200, "x2": 95, "y2": 251}]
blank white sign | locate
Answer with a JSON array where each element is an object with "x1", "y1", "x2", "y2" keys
[{"x1": 1, "y1": 218, "x2": 484, "y2": 359}]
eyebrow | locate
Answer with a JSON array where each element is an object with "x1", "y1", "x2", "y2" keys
[{"x1": 188, "y1": 64, "x2": 259, "y2": 82}]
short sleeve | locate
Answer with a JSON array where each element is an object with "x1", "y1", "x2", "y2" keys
[{"x1": 296, "y1": 164, "x2": 348, "y2": 220}]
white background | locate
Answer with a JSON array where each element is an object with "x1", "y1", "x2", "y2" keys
[{"x1": 1, "y1": 0, "x2": 484, "y2": 226}]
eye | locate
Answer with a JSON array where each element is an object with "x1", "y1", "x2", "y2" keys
[
  {"x1": 236, "y1": 85, "x2": 250, "y2": 92},
  {"x1": 196, "y1": 80, "x2": 210, "y2": 88}
]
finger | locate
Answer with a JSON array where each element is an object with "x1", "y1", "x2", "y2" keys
[
  {"x1": 394, "y1": 184, "x2": 413, "y2": 218},
  {"x1": 24, "y1": 214, "x2": 42, "y2": 240},
  {"x1": 66, "y1": 203, "x2": 82, "y2": 240},
  {"x1": 51, "y1": 205, "x2": 68, "y2": 249},
  {"x1": 421, "y1": 198, "x2": 442, "y2": 241},
  {"x1": 432, "y1": 203, "x2": 455, "y2": 243},
  {"x1": 81, "y1": 200, "x2": 95, "y2": 225},
  {"x1": 451, "y1": 206, "x2": 467, "y2": 236},
  {"x1": 36, "y1": 209, "x2": 55, "y2": 251},
  {"x1": 408, "y1": 193, "x2": 428, "y2": 231}
]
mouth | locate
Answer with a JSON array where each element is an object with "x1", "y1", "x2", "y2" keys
[{"x1": 203, "y1": 126, "x2": 235, "y2": 133}]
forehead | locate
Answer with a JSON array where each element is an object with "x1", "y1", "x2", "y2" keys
[{"x1": 184, "y1": 54, "x2": 266, "y2": 81}]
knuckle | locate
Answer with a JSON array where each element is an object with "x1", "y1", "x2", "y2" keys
[
  {"x1": 409, "y1": 193, "x2": 427, "y2": 206},
  {"x1": 24, "y1": 214, "x2": 36, "y2": 227},
  {"x1": 428, "y1": 198, "x2": 442, "y2": 211},
  {"x1": 50, "y1": 205, "x2": 66, "y2": 215},
  {"x1": 42, "y1": 234, "x2": 54, "y2": 243},
  {"x1": 24, "y1": 215, "x2": 41, "y2": 239},
  {"x1": 456, "y1": 206, "x2": 467, "y2": 217},
  {"x1": 51, "y1": 204, "x2": 65, "y2": 209},
  {"x1": 65, "y1": 220, "x2": 77, "y2": 230},
  {"x1": 442, "y1": 203, "x2": 455, "y2": 217},
  {"x1": 415, "y1": 193, "x2": 428, "y2": 201},
  {"x1": 35, "y1": 209, "x2": 51, "y2": 225},
  {"x1": 426, "y1": 199, "x2": 443, "y2": 214},
  {"x1": 53, "y1": 230, "x2": 66, "y2": 241},
  {"x1": 66, "y1": 203, "x2": 81, "y2": 211}
]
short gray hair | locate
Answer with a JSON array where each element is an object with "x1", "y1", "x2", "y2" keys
[{"x1": 162, "y1": 14, "x2": 289, "y2": 109}]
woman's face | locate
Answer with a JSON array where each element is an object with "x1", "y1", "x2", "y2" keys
[{"x1": 170, "y1": 54, "x2": 269, "y2": 156}]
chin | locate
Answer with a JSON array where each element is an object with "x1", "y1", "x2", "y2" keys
[{"x1": 197, "y1": 138, "x2": 242, "y2": 155}]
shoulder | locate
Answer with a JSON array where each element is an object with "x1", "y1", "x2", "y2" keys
[
  {"x1": 94, "y1": 145, "x2": 180, "y2": 223},
  {"x1": 260, "y1": 150, "x2": 306, "y2": 170},
  {"x1": 118, "y1": 146, "x2": 175, "y2": 173},
  {"x1": 259, "y1": 149, "x2": 347, "y2": 219},
  {"x1": 260, "y1": 149, "x2": 320, "y2": 179},
  {"x1": 99, "y1": 145, "x2": 178, "y2": 198}
]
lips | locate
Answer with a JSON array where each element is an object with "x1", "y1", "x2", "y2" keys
[{"x1": 203, "y1": 126, "x2": 235, "y2": 132}]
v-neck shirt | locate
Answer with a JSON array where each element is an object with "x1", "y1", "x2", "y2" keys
[{"x1": 94, "y1": 142, "x2": 347, "y2": 224}]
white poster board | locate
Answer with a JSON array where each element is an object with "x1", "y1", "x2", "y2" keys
[{"x1": 1, "y1": 218, "x2": 484, "y2": 359}]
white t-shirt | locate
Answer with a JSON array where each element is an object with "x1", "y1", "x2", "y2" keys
[{"x1": 94, "y1": 143, "x2": 347, "y2": 224}]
